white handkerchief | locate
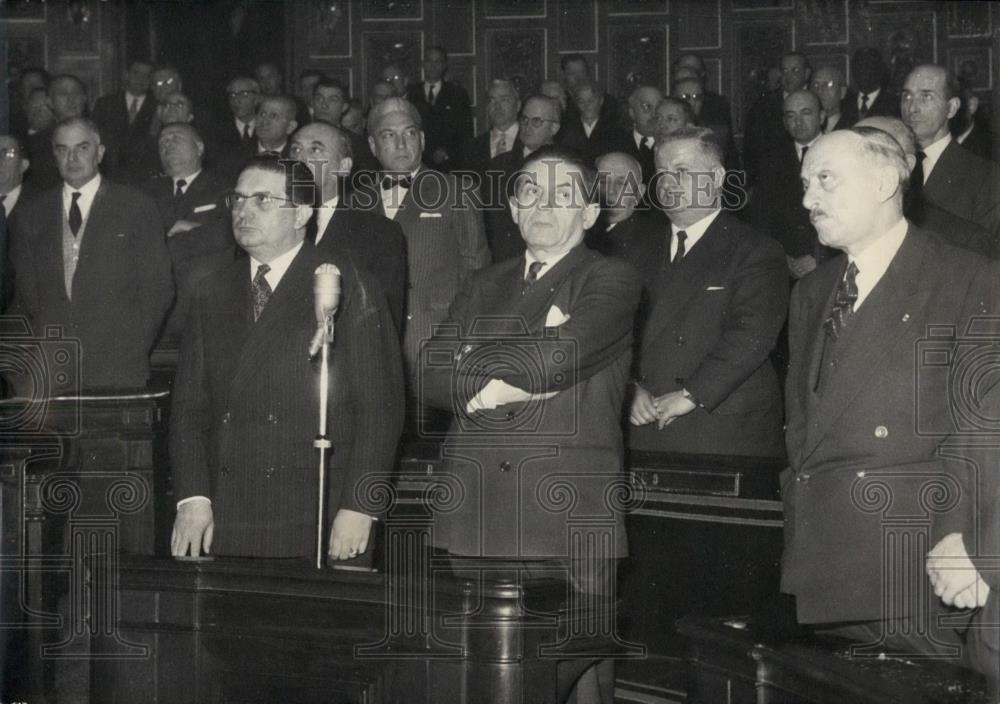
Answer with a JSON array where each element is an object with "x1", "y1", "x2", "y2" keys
[
  {"x1": 706, "y1": 286, "x2": 726, "y2": 291},
  {"x1": 419, "y1": 212, "x2": 442, "y2": 218},
  {"x1": 545, "y1": 305, "x2": 570, "y2": 327},
  {"x1": 193, "y1": 203, "x2": 216, "y2": 213}
]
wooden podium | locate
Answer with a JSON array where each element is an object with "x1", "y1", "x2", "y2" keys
[{"x1": 90, "y1": 554, "x2": 626, "y2": 704}]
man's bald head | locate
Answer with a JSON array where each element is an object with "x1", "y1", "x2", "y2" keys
[
  {"x1": 367, "y1": 97, "x2": 422, "y2": 134},
  {"x1": 856, "y1": 115, "x2": 920, "y2": 175}
]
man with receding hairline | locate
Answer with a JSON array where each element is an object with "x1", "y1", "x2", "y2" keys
[
  {"x1": 625, "y1": 85, "x2": 664, "y2": 185},
  {"x1": 254, "y1": 95, "x2": 297, "y2": 157},
  {"x1": 782, "y1": 127, "x2": 993, "y2": 659},
  {"x1": 8, "y1": 117, "x2": 173, "y2": 390}
]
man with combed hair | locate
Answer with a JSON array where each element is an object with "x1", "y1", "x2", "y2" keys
[
  {"x1": 628, "y1": 126, "x2": 787, "y2": 457},
  {"x1": 559, "y1": 79, "x2": 630, "y2": 165},
  {"x1": 625, "y1": 85, "x2": 664, "y2": 185},
  {"x1": 901, "y1": 63, "x2": 1000, "y2": 254},
  {"x1": 782, "y1": 127, "x2": 993, "y2": 660},
  {"x1": 653, "y1": 97, "x2": 695, "y2": 143},
  {"x1": 362, "y1": 97, "x2": 489, "y2": 417},
  {"x1": 25, "y1": 74, "x2": 88, "y2": 189},
  {"x1": 463, "y1": 78, "x2": 522, "y2": 181},
  {"x1": 810, "y1": 65, "x2": 852, "y2": 133},
  {"x1": 421, "y1": 144, "x2": 641, "y2": 704},
  {"x1": 7, "y1": 117, "x2": 173, "y2": 390},
  {"x1": 406, "y1": 46, "x2": 473, "y2": 171},
  {"x1": 215, "y1": 76, "x2": 261, "y2": 183},
  {"x1": 254, "y1": 95, "x2": 297, "y2": 157},
  {"x1": 744, "y1": 52, "x2": 811, "y2": 186},
  {"x1": 170, "y1": 155, "x2": 403, "y2": 561}
]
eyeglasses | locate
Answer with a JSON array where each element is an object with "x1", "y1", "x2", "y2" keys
[
  {"x1": 811, "y1": 81, "x2": 839, "y2": 90},
  {"x1": 154, "y1": 77, "x2": 177, "y2": 87},
  {"x1": 227, "y1": 90, "x2": 259, "y2": 99},
  {"x1": 519, "y1": 115, "x2": 556, "y2": 128},
  {"x1": 224, "y1": 191, "x2": 295, "y2": 211},
  {"x1": 678, "y1": 93, "x2": 702, "y2": 101},
  {"x1": 164, "y1": 100, "x2": 189, "y2": 109},
  {"x1": 0, "y1": 148, "x2": 20, "y2": 160}
]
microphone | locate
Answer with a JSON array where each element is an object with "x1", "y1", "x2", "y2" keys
[{"x1": 309, "y1": 264, "x2": 341, "y2": 357}]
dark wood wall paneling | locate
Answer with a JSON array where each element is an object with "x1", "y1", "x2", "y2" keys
[{"x1": 287, "y1": 0, "x2": 997, "y2": 139}]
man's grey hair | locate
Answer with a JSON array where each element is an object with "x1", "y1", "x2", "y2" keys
[
  {"x1": 52, "y1": 116, "x2": 102, "y2": 144},
  {"x1": 367, "y1": 97, "x2": 423, "y2": 133},
  {"x1": 655, "y1": 126, "x2": 724, "y2": 168},
  {"x1": 849, "y1": 126, "x2": 911, "y2": 193}
]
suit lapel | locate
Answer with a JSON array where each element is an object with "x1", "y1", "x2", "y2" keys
[
  {"x1": 72, "y1": 182, "x2": 112, "y2": 302},
  {"x1": 212, "y1": 258, "x2": 253, "y2": 386},
  {"x1": 641, "y1": 213, "x2": 727, "y2": 348},
  {"x1": 514, "y1": 246, "x2": 591, "y2": 330},
  {"x1": 800, "y1": 229, "x2": 926, "y2": 463},
  {"x1": 38, "y1": 189, "x2": 68, "y2": 302}
]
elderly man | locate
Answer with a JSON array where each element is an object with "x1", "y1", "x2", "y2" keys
[
  {"x1": 810, "y1": 65, "x2": 852, "y2": 133},
  {"x1": 254, "y1": 62, "x2": 283, "y2": 97},
  {"x1": 290, "y1": 121, "x2": 407, "y2": 331},
  {"x1": 744, "y1": 52, "x2": 811, "y2": 185},
  {"x1": 0, "y1": 135, "x2": 32, "y2": 311},
  {"x1": 673, "y1": 53, "x2": 733, "y2": 131},
  {"x1": 464, "y1": 78, "x2": 522, "y2": 181},
  {"x1": 25, "y1": 74, "x2": 88, "y2": 189},
  {"x1": 170, "y1": 155, "x2": 403, "y2": 561},
  {"x1": 7, "y1": 117, "x2": 173, "y2": 390},
  {"x1": 254, "y1": 95, "x2": 297, "y2": 157},
  {"x1": 782, "y1": 127, "x2": 992, "y2": 659},
  {"x1": 750, "y1": 89, "x2": 829, "y2": 279},
  {"x1": 585, "y1": 152, "x2": 657, "y2": 262},
  {"x1": 625, "y1": 85, "x2": 664, "y2": 185},
  {"x1": 858, "y1": 115, "x2": 993, "y2": 257},
  {"x1": 653, "y1": 98, "x2": 695, "y2": 142},
  {"x1": 360, "y1": 97, "x2": 489, "y2": 413},
  {"x1": 901, "y1": 64, "x2": 1000, "y2": 254},
  {"x1": 406, "y1": 46, "x2": 473, "y2": 171},
  {"x1": 92, "y1": 60, "x2": 156, "y2": 179},
  {"x1": 420, "y1": 144, "x2": 641, "y2": 704},
  {"x1": 628, "y1": 127, "x2": 787, "y2": 457},
  {"x1": 560, "y1": 80, "x2": 630, "y2": 165},
  {"x1": 486, "y1": 95, "x2": 562, "y2": 261}
]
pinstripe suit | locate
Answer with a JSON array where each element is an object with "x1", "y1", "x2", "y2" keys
[
  {"x1": 169, "y1": 242, "x2": 404, "y2": 557},
  {"x1": 356, "y1": 166, "x2": 490, "y2": 387}
]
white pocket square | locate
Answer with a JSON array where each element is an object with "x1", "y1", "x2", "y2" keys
[
  {"x1": 193, "y1": 203, "x2": 216, "y2": 213},
  {"x1": 545, "y1": 305, "x2": 571, "y2": 327},
  {"x1": 419, "y1": 212, "x2": 443, "y2": 218},
  {"x1": 706, "y1": 286, "x2": 726, "y2": 291}
]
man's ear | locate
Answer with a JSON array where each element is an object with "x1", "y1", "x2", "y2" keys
[
  {"x1": 582, "y1": 201, "x2": 599, "y2": 229},
  {"x1": 96, "y1": 143, "x2": 106, "y2": 164},
  {"x1": 946, "y1": 96, "x2": 961, "y2": 120},
  {"x1": 19, "y1": 158, "x2": 29, "y2": 176},
  {"x1": 509, "y1": 195, "x2": 521, "y2": 227},
  {"x1": 293, "y1": 203, "x2": 313, "y2": 230},
  {"x1": 285, "y1": 119, "x2": 298, "y2": 136},
  {"x1": 337, "y1": 156, "x2": 353, "y2": 177},
  {"x1": 968, "y1": 95, "x2": 980, "y2": 117}
]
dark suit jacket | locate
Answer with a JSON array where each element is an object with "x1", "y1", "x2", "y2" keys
[
  {"x1": 558, "y1": 116, "x2": 631, "y2": 165},
  {"x1": 462, "y1": 129, "x2": 523, "y2": 186},
  {"x1": 957, "y1": 123, "x2": 994, "y2": 163},
  {"x1": 420, "y1": 245, "x2": 642, "y2": 557},
  {"x1": 407, "y1": 81, "x2": 473, "y2": 171},
  {"x1": 211, "y1": 120, "x2": 257, "y2": 186},
  {"x1": 169, "y1": 242, "x2": 404, "y2": 557},
  {"x1": 781, "y1": 226, "x2": 991, "y2": 624},
  {"x1": 8, "y1": 179, "x2": 174, "y2": 389},
  {"x1": 923, "y1": 139, "x2": 1000, "y2": 254},
  {"x1": 24, "y1": 128, "x2": 61, "y2": 191},
  {"x1": 841, "y1": 87, "x2": 900, "y2": 125},
  {"x1": 749, "y1": 137, "x2": 822, "y2": 259},
  {"x1": 623, "y1": 134, "x2": 657, "y2": 186},
  {"x1": 141, "y1": 169, "x2": 228, "y2": 232},
  {"x1": 483, "y1": 147, "x2": 531, "y2": 262},
  {"x1": 626, "y1": 211, "x2": 788, "y2": 457},
  {"x1": 311, "y1": 202, "x2": 408, "y2": 333},
  {"x1": 743, "y1": 91, "x2": 784, "y2": 187},
  {"x1": 92, "y1": 91, "x2": 158, "y2": 180},
  {"x1": 352, "y1": 165, "x2": 490, "y2": 382}
]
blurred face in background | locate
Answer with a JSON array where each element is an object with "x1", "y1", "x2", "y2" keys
[
  {"x1": 124, "y1": 62, "x2": 152, "y2": 96},
  {"x1": 486, "y1": 80, "x2": 520, "y2": 131},
  {"x1": 49, "y1": 77, "x2": 87, "y2": 121},
  {"x1": 227, "y1": 78, "x2": 260, "y2": 122}
]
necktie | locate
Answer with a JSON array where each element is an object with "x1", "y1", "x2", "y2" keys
[
  {"x1": 68, "y1": 192, "x2": 83, "y2": 236},
  {"x1": 823, "y1": 261, "x2": 859, "y2": 341},
  {"x1": 860, "y1": 93, "x2": 870, "y2": 116},
  {"x1": 672, "y1": 230, "x2": 688, "y2": 264},
  {"x1": 799, "y1": 145, "x2": 809, "y2": 164},
  {"x1": 251, "y1": 263, "x2": 272, "y2": 321},
  {"x1": 912, "y1": 150, "x2": 926, "y2": 190},
  {"x1": 522, "y1": 260, "x2": 545, "y2": 295},
  {"x1": 496, "y1": 133, "x2": 507, "y2": 157},
  {"x1": 174, "y1": 179, "x2": 187, "y2": 197},
  {"x1": 427, "y1": 84, "x2": 436, "y2": 106},
  {"x1": 0, "y1": 194, "x2": 6, "y2": 220},
  {"x1": 128, "y1": 96, "x2": 139, "y2": 124},
  {"x1": 242, "y1": 123, "x2": 252, "y2": 142}
]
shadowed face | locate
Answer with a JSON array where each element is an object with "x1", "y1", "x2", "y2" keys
[
  {"x1": 783, "y1": 91, "x2": 824, "y2": 145},
  {"x1": 810, "y1": 67, "x2": 846, "y2": 114},
  {"x1": 0, "y1": 136, "x2": 29, "y2": 192},
  {"x1": 152, "y1": 69, "x2": 181, "y2": 103},
  {"x1": 158, "y1": 124, "x2": 202, "y2": 177},
  {"x1": 780, "y1": 55, "x2": 810, "y2": 94},
  {"x1": 49, "y1": 77, "x2": 87, "y2": 121},
  {"x1": 486, "y1": 82, "x2": 520, "y2": 130},
  {"x1": 312, "y1": 85, "x2": 347, "y2": 124}
]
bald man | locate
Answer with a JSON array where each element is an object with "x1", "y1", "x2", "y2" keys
[
  {"x1": 586, "y1": 152, "x2": 659, "y2": 262},
  {"x1": 901, "y1": 64, "x2": 1000, "y2": 254},
  {"x1": 858, "y1": 114, "x2": 993, "y2": 257}
]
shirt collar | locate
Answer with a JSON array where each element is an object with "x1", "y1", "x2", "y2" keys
[
  {"x1": 425, "y1": 80, "x2": 443, "y2": 92},
  {"x1": 314, "y1": 195, "x2": 340, "y2": 245},
  {"x1": 633, "y1": 129, "x2": 653, "y2": 149},
  {"x1": 671, "y1": 208, "x2": 721, "y2": 253},
  {"x1": 173, "y1": 169, "x2": 201, "y2": 190},
  {"x1": 249, "y1": 240, "x2": 304, "y2": 290},
  {"x1": 849, "y1": 216, "x2": 907, "y2": 308},
  {"x1": 236, "y1": 117, "x2": 255, "y2": 132},
  {"x1": 524, "y1": 247, "x2": 573, "y2": 280},
  {"x1": 258, "y1": 141, "x2": 286, "y2": 154},
  {"x1": 63, "y1": 173, "x2": 101, "y2": 201},
  {"x1": 861, "y1": 88, "x2": 880, "y2": 106},
  {"x1": 492, "y1": 123, "x2": 518, "y2": 139},
  {"x1": 921, "y1": 133, "x2": 952, "y2": 181},
  {"x1": 2, "y1": 184, "x2": 22, "y2": 212}
]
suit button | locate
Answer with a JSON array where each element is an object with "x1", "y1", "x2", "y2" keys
[
  {"x1": 220, "y1": 466, "x2": 230, "y2": 477},
  {"x1": 675, "y1": 336, "x2": 685, "y2": 346},
  {"x1": 874, "y1": 426, "x2": 888, "y2": 439},
  {"x1": 264, "y1": 466, "x2": 275, "y2": 478},
  {"x1": 505, "y1": 410, "x2": 516, "y2": 421},
  {"x1": 499, "y1": 461, "x2": 511, "y2": 472},
  {"x1": 222, "y1": 412, "x2": 232, "y2": 424}
]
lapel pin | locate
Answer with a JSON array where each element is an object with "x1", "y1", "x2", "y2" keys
[{"x1": 901, "y1": 313, "x2": 910, "y2": 322}]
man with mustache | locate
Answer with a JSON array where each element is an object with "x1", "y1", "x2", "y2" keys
[{"x1": 782, "y1": 127, "x2": 994, "y2": 667}]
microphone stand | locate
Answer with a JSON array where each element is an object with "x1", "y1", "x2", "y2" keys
[{"x1": 314, "y1": 314, "x2": 335, "y2": 569}]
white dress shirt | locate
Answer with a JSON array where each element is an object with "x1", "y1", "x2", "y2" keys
[
  {"x1": 314, "y1": 195, "x2": 340, "y2": 244},
  {"x1": 859, "y1": 88, "x2": 881, "y2": 112},
  {"x1": 670, "y1": 209, "x2": 721, "y2": 261},
  {"x1": 490, "y1": 123, "x2": 519, "y2": 159},
  {"x1": 173, "y1": 169, "x2": 201, "y2": 195},
  {"x1": 380, "y1": 168, "x2": 419, "y2": 220},
  {"x1": 796, "y1": 135, "x2": 820, "y2": 163},
  {"x1": 920, "y1": 133, "x2": 952, "y2": 183},
  {"x1": 2, "y1": 184, "x2": 23, "y2": 214},
  {"x1": 523, "y1": 247, "x2": 571, "y2": 280},
  {"x1": 849, "y1": 216, "x2": 907, "y2": 311},
  {"x1": 126, "y1": 91, "x2": 146, "y2": 116},
  {"x1": 633, "y1": 130, "x2": 654, "y2": 150},
  {"x1": 63, "y1": 173, "x2": 101, "y2": 225},
  {"x1": 235, "y1": 118, "x2": 254, "y2": 139},
  {"x1": 582, "y1": 119, "x2": 598, "y2": 138}
]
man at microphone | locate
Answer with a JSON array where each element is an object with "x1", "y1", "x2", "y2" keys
[{"x1": 169, "y1": 154, "x2": 404, "y2": 560}]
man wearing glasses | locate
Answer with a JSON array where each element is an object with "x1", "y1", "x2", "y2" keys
[
  {"x1": 486, "y1": 95, "x2": 562, "y2": 261},
  {"x1": 215, "y1": 76, "x2": 261, "y2": 183},
  {"x1": 170, "y1": 154, "x2": 404, "y2": 561},
  {"x1": 0, "y1": 135, "x2": 32, "y2": 311}
]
